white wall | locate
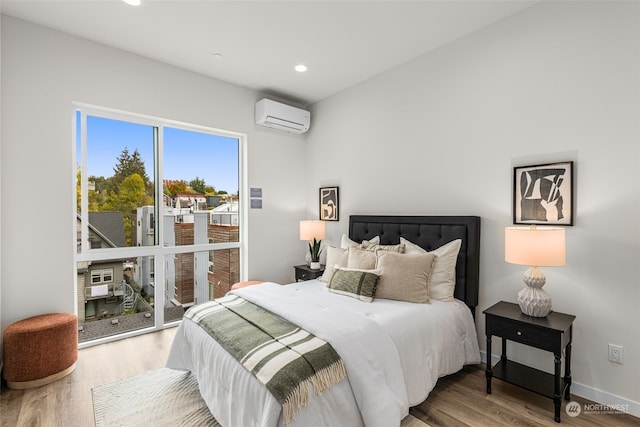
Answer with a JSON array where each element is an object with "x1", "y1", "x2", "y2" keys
[
  {"x1": 306, "y1": 1, "x2": 640, "y2": 413},
  {"x1": 3, "y1": 0, "x2": 639, "y2": 415},
  {"x1": 0, "y1": 16, "x2": 307, "y2": 332},
  {"x1": 0, "y1": 14, "x2": 3, "y2": 367}
]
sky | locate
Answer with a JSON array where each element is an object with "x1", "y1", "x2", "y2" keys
[{"x1": 78, "y1": 114, "x2": 239, "y2": 194}]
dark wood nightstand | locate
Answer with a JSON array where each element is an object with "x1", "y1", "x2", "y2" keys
[
  {"x1": 294, "y1": 264, "x2": 325, "y2": 282},
  {"x1": 484, "y1": 301, "x2": 576, "y2": 423}
]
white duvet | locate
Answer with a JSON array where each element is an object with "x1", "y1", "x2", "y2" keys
[{"x1": 166, "y1": 280, "x2": 481, "y2": 427}]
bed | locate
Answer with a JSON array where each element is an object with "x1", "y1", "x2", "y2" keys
[{"x1": 167, "y1": 215, "x2": 482, "y2": 427}]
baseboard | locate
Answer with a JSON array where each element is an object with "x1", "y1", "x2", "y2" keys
[
  {"x1": 481, "y1": 351, "x2": 640, "y2": 418},
  {"x1": 570, "y1": 382, "x2": 640, "y2": 418}
]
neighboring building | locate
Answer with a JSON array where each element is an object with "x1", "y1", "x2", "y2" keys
[
  {"x1": 76, "y1": 212, "x2": 151, "y2": 323},
  {"x1": 208, "y1": 224, "x2": 240, "y2": 299},
  {"x1": 135, "y1": 198, "x2": 239, "y2": 309},
  {"x1": 205, "y1": 195, "x2": 222, "y2": 208},
  {"x1": 77, "y1": 260, "x2": 127, "y2": 322},
  {"x1": 87, "y1": 211, "x2": 127, "y2": 249},
  {"x1": 209, "y1": 201, "x2": 239, "y2": 226},
  {"x1": 174, "y1": 193, "x2": 206, "y2": 210}
]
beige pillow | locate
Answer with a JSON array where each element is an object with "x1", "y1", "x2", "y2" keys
[
  {"x1": 400, "y1": 238, "x2": 461, "y2": 302},
  {"x1": 361, "y1": 243, "x2": 405, "y2": 253},
  {"x1": 340, "y1": 234, "x2": 380, "y2": 249},
  {"x1": 319, "y1": 246, "x2": 349, "y2": 282},
  {"x1": 375, "y1": 251, "x2": 436, "y2": 303},
  {"x1": 347, "y1": 246, "x2": 377, "y2": 270}
]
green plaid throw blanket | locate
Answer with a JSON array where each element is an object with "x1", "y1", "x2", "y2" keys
[{"x1": 185, "y1": 294, "x2": 347, "y2": 425}]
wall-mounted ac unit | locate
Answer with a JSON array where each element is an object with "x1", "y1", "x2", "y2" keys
[{"x1": 255, "y1": 98, "x2": 310, "y2": 134}]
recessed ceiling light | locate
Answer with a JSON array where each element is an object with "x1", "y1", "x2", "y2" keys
[
  {"x1": 212, "y1": 53, "x2": 223, "y2": 60},
  {"x1": 295, "y1": 64, "x2": 308, "y2": 73},
  {"x1": 122, "y1": 0, "x2": 142, "y2": 5}
]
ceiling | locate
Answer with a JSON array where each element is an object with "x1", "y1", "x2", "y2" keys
[{"x1": 1, "y1": 0, "x2": 536, "y2": 106}]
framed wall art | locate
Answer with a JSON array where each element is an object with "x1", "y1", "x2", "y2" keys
[
  {"x1": 319, "y1": 187, "x2": 339, "y2": 221},
  {"x1": 513, "y1": 161, "x2": 573, "y2": 226}
]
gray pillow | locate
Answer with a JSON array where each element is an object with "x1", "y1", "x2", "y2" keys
[{"x1": 327, "y1": 267, "x2": 380, "y2": 303}]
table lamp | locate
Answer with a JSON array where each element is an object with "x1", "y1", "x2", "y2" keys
[
  {"x1": 299, "y1": 220, "x2": 326, "y2": 270},
  {"x1": 505, "y1": 226, "x2": 566, "y2": 317}
]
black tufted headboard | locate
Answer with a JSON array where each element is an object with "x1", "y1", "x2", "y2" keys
[{"x1": 349, "y1": 215, "x2": 481, "y2": 316}]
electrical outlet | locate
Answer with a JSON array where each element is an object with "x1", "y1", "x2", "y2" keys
[{"x1": 608, "y1": 344, "x2": 624, "y2": 364}]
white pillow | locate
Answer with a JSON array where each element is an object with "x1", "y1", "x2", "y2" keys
[
  {"x1": 319, "y1": 246, "x2": 349, "y2": 282},
  {"x1": 340, "y1": 234, "x2": 380, "y2": 249},
  {"x1": 400, "y1": 237, "x2": 462, "y2": 302},
  {"x1": 400, "y1": 237, "x2": 427, "y2": 255}
]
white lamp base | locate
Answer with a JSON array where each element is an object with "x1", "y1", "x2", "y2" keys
[{"x1": 517, "y1": 266, "x2": 552, "y2": 317}]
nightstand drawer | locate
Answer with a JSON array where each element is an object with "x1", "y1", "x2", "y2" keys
[
  {"x1": 294, "y1": 264, "x2": 325, "y2": 282},
  {"x1": 296, "y1": 271, "x2": 316, "y2": 281},
  {"x1": 489, "y1": 319, "x2": 557, "y2": 352}
]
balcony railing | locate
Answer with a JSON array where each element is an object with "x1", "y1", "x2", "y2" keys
[
  {"x1": 85, "y1": 282, "x2": 126, "y2": 300},
  {"x1": 115, "y1": 283, "x2": 153, "y2": 315}
]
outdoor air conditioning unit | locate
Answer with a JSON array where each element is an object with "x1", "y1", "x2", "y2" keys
[{"x1": 255, "y1": 98, "x2": 310, "y2": 134}]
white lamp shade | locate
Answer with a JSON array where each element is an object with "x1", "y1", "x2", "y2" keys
[
  {"x1": 505, "y1": 226, "x2": 566, "y2": 267},
  {"x1": 299, "y1": 220, "x2": 326, "y2": 241}
]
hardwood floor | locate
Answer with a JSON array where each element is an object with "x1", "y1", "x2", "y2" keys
[
  {"x1": 410, "y1": 365, "x2": 639, "y2": 427},
  {"x1": 1, "y1": 327, "x2": 178, "y2": 427},
  {"x1": 1, "y1": 327, "x2": 638, "y2": 427}
]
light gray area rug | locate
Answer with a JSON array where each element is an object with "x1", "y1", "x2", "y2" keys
[
  {"x1": 92, "y1": 367, "x2": 430, "y2": 426},
  {"x1": 92, "y1": 368, "x2": 220, "y2": 427}
]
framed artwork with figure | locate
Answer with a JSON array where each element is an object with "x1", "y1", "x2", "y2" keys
[
  {"x1": 513, "y1": 161, "x2": 573, "y2": 226},
  {"x1": 319, "y1": 187, "x2": 339, "y2": 221}
]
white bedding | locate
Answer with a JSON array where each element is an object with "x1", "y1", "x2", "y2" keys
[{"x1": 166, "y1": 280, "x2": 481, "y2": 427}]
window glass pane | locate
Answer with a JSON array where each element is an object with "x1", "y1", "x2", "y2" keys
[
  {"x1": 77, "y1": 258, "x2": 154, "y2": 343},
  {"x1": 163, "y1": 128, "x2": 239, "y2": 246},
  {"x1": 75, "y1": 107, "x2": 243, "y2": 344},
  {"x1": 79, "y1": 115, "x2": 156, "y2": 249},
  {"x1": 163, "y1": 248, "x2": 239, "y2": 325},
  {"x1": 163, "y1": 251, "x2": 202, "y2": 324},
  {"x1": 103, "y1": 269, "x2": 113, "y2": 282},
  {"x1": 210, "y1": 248, "x2": 240, "y2": 300}
]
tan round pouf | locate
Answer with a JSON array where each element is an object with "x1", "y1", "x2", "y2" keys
[
  {"x1": 3, "y1": 313, "x2": 78, "y2": 389},
  {"x1": 230, "y1": 280, "x2": 263, "y2": 291}
]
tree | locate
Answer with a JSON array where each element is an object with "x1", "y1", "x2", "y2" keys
[
  {"x1": 189, "y1": 177, "x2": 207, "y2": 195},
  {"x1": 113, "y1": 174, "x2": 152, "y2": 209},
  {"x1": 88, "y1": 188, "x2": 107, "y2": 212},
  {"x1": 77, "y1": 169, "x2": 109, "y2": 212},
  {"x1": 164, "y1": 180, "x2": 188, "y2": 198},
  {"x1": 76, "y1": 168, "x2": 82, "y2": 212},
  {"x1": 86, "y1": 175, "x2": 110, "y2": 211},
  {"x1": 113, "y1": 148, "x2": 149, "y2": 189},
  {"x1": 104, "y1": 174, "x2": 153, "y2": 245},
  {"x1": 89, "y1": 175, "x2": 110, "y2": 193}
]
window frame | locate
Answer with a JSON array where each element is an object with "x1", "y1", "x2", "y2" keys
[
  {"x1": 91, "y1": 268, "x2": 114, "y2": 284},
  {"x1": 73, "y1": 103, "x2": 248, "y2": 348}
]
